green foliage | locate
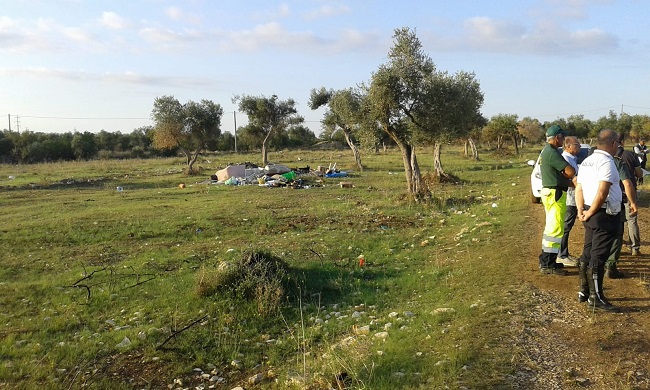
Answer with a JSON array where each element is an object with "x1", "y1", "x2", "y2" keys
[
  {"x1": 366, "y1": 27, "x2": 484, "y2": 197},
  {"x1": 483, "y1": 113, "x2": 519, "y2": 152},
  {"x1": 71, "y1": 131, "x2": 98, "y2": 160},
  {"x1": 197, "y1": 249, "x2": 289, "y2": 317},
  {"x1": 151, "y1": 95, "x2": 223, "y2": 173},
  {"x1": 518, "y1": 117, "x2": 544, "y2": 144},
  {"x1": 233, "y1": 94, "x2": 304, "y2": 165},
  {"x1": 309, "y1": 86, "x2": 370, "y2": 169}
]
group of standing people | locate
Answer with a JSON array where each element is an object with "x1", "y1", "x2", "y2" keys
[{"x1": 537, "y1": 125, "x2": 644, "y2": 312}]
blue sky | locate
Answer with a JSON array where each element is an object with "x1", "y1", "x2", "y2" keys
[{"x1": 1, "y1": 0, "x2": 649, "y2": 136}]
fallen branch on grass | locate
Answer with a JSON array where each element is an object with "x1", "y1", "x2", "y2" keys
[{"x1": 156, "y1": 315, "x2": 209, "y2": 350}]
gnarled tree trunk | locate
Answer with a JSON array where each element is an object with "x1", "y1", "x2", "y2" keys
[
  {"x1": 261, "y1": 130, "x2": 272, "y2": 166},
  {"x1": 513, "y1": 135, "x2": 520, "y2": 155},
  {"x1": 384, "y1": 124, "x2": 423, "y2": 199},
  {"x1": 468, "y1": 137, "x2": 479, "y2": 161},
  {"x1": 342, "y1": 128, "x2": 363, "y2": 171},
  {"x1": 433, "y1": 142, "x2": 450, "y2": 179}
]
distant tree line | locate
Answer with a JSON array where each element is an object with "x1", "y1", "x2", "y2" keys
[
  {"x1": 0, "y1": 123, "x2": 321, "y2": 164},
  {"x1": 480, "y1": 111, "x2": 650, "y2": 154}
]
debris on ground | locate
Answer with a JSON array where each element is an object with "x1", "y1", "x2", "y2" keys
[{"x1": 198, "y1": 161, "x2": 352, "y2": 189}]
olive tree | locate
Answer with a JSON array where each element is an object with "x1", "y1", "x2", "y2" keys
[
  {"x1": 483, "y1": 114, "x2": 519, "y2": 153},
  {"x1": 233, "y1": 94, "x2": 303, "y2": 166},
  {"x1": 151, "y1": 96, "x2": 223, "y2": 173},
  {"x1": 309, "y1": 87, "x2": 367, "y2": 170},
  {"x1": 366, "y1": 27, "x2": 483, "y2": 199},
  {"x1": 517, "y1": 117, "x2": 544, "y2": 146}
]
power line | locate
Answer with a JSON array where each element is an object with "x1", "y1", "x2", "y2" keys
[
  {"x1": 623, "y1": 105, "x2": 650, "y2": 111},
  {"x1": 534, "y1": 106, "x2": 619, "y2": 118}
]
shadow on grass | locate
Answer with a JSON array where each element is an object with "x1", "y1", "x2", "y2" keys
[
  {"x1": 427, "y1": 194, "x2": 484, "y2": 210},
  {"x1": 286, "y1": 264, "x2": 400, "y2": 311}
]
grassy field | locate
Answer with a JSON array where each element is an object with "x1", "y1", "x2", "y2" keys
[{"x1": 0, "y1": 146, "x2": 540, "y2": 389}]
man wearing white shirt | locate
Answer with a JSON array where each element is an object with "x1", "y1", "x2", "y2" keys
[
  {"x1": 575, "y1": 129, "x2": 622, "y2": 312},
  {"x1": 558, "y1": 136, "x2": 581, "y2": 266}
]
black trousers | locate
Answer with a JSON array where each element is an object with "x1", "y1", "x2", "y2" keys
[{"x1": 579, "y1": 209, "x2": 619, "y2": 269}]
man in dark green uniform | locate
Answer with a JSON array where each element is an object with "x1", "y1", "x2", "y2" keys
[{"x1": 539, "y1": 125, "x2": 576, "y2": 274}]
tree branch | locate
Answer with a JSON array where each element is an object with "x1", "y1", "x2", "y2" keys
[{"x1": 156, "y1": 315, "x2": 209, "y2": 350}]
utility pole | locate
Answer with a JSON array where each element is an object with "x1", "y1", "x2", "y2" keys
[
  {"x1": 8, "y1": 114, "x2": 10, "y2": 132},
  {"x1": 14, "y1": 115, "x2": 20, "y2": 133},
  {"x1": 233, "y1": 111, "x2": 237, "y2": 153}
]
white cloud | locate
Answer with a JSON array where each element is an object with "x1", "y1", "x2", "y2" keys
[
  {"x1": 0, "y1": 17, "x2": 54, "y2": 52},
  {"x1": 225, "y1": 22, "x2": 313, "y2": 51},
  {"x1": 166, "y1": 6, "x2": 183, "y2": 20},
  {"x1": 99, "y1": 11, "x2": 128, "y2": 30},
  {"x1": 139, "y1": 26, "x2": 204, "y2": 48},
  {"x1": 253, "y1": 3, "x2": 291, "y2": 21},
  {"x1": 0, "y1": 16, "x2": 18, "y2": 29},
  {"x1": 164, "y1": 6, "x2": 202, "y2": 25},
  {"x1": 277, "y1": 3, "x2": 291, "y2": 18},
  {"x1": 61, "y1": 27, "x2": 97, "y2": 45},
  {"x1": 431, "y1": 16, "x2": 619, "y2": 56},
  {"x1": 303, "y1": 5, "x2": 351, "y2": 20},
  {"x1": 221, "y1": 23, "x2": 379, "y2": 54},
  {"x1": 0, "y1": 66, "x2": 211, "y2": 88},
  {"x1": 543, "y1": 0, "x2": 614, "y2": 19}
]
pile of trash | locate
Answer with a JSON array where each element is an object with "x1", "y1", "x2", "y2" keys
[{"x1": 204, "y1": 162, "x2": 348, "y2": 189}]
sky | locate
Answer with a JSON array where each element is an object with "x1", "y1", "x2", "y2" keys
[{"x1": 1, "y1": 0, "x2": 649, "y2": 136}]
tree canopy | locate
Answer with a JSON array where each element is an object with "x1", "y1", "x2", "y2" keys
[
  {"x1": 366, "y1": 27, "x2": 484, "y2": 199},
  {"x1": 309, "y1": 87, "x2": 370, "y2": 170},
  {"x1": 233, "y1": 94, "x2": 303, "y2": 166},
  {"x1": 151, "y1": 96, "x2": 223, "y2": 173}
]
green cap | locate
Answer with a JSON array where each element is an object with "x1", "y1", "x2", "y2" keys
[{"x1": 546, "y1": 125, "x2": 565, "y2": 137}]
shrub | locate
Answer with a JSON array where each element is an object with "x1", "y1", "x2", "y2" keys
[{"x1": 196, "y1": 249, "x2": 289, "y2": 317}]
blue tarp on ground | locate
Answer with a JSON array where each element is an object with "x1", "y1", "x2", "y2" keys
[{"x1": 325, "y1": 172, "x2": 348, "y2": 178}]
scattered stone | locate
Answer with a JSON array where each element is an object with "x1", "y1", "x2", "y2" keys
[
  {"x1": 575, "y1": 377, "x2": 589, "y2": 386},
  {"x1": 116, "y1": 337, "x2": 131, "y2": 348},
  {"x1": 432, "y1": 308, "x2": 456, "y2": 315},
  {"x1": 374, "y1": 332, "x2": 389, "y2": 340},
  {"x1": 353, "y1": 325, "x2": 370, "y2": 335},
  {"x1": 248, "y1": 373, "x2": 264, "y2": 385},
  {"x1": 336, "y1": 336, "x2": 356, "y2": 348}
]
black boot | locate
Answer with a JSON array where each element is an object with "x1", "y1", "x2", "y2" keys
[
  {"x1": 587, "y1": 267, "x2": 617, "y2": 312},
  {"x1": 578, "y1": 261, "x2": 589, "y2": 303},
  {"x1": 606, "y1": 263, "x2": 624, "y2": 279}
]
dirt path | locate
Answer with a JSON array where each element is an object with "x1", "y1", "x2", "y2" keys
[{"x1": 513, "y1": 198, "x2": 650, "y2": 389}]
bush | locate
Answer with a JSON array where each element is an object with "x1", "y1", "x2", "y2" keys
[{"x1": 196, "y1": 249, "x2": 289, "y2": 317}]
